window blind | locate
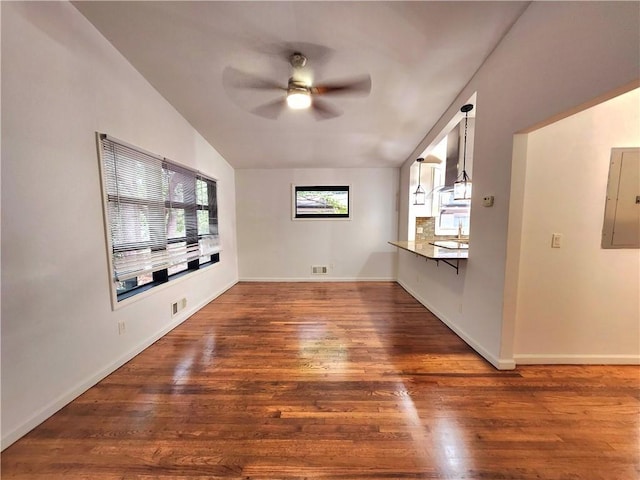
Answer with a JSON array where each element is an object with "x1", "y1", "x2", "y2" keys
[{"x1": 100, "y1": 135, "x2": 219, "y2": 283}]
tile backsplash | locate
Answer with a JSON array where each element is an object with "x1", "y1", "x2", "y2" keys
[
  {"x1": 415, "y1": 217, "x2": 436, "y2": 243},
  {"x1": 416, "y1": 217, "x2": 467, "y2": 243}
]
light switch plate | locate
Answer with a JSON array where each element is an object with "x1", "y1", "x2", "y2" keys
[{"x1": 551, "y1": 233, "x2": 562, "y2": 248}]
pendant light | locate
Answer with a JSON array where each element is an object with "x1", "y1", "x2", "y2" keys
[
  {"x1": 414, "y1": 157, "x2": 426, "y2": 205},
  {"x1": 454, "y1": 103, "x2": 473, "y2": 200}
]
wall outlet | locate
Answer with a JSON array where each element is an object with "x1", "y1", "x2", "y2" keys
[
  {"x1": 483, "y1": 195, "x2": 495, "y2": 207},
  {"x1": 551, "y1": 233, "x2": 562, "y2": 248},
  {"x1": 118, "y1": 320, "x2": 126, "y2": 335},
  {"x1": 311, "y1": 265, "x2": 328, "y2": 275},
  {"x1": 417, "y1": 227, "x2": 424, "y2": 234}
]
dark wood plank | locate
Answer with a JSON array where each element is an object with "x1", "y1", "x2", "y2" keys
[{"x1": 2, "y1": 282, "x2": 639, "y2": 479}]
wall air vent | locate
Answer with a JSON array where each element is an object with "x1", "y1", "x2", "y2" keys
[
  {"x1": 311, "y1": 265, "x2": 329, "y2": 275},
  {"x1": 171, "y1": 297, "x2": 187, "y2": 317}
]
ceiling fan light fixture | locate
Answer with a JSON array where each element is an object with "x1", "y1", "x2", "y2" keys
[{"x1": 286, "y1": 88, "x2": 312, "y2": 109}]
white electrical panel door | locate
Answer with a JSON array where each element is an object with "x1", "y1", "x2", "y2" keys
[{"x1": 602, "y1": 148, "x2": 639, "y2": 248}]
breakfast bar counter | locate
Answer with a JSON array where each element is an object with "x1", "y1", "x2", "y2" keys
[{"x1": 388, "y1": 240, "x2": 468, "y2": 274}]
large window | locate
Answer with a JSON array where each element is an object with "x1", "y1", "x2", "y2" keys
[{"x1": 99, "y1": 134, "x2": 220, "y2": 304}]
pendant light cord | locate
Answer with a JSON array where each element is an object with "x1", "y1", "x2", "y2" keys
[{"x1": 460, "y1": 103, "x2": 473, "y2": 183}]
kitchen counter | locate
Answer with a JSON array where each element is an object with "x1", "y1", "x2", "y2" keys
[{"x1": 388, "y1": 240, "x2": 468, "y2": 273}]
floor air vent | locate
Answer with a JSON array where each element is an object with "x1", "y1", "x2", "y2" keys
[{"x1": 311, "y1": 265, "x2": 329, "y2": 275}]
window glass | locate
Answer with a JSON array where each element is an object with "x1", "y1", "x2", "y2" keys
[
  {"x1": 166, "y1": 208, "x2": 186, "y2": 239},
  {"x1": 434, "y1": 189, "x2": 470, "y2": 236},
  {"x1": 294, "y1": 186, "x2": 350, "y2": 219}
]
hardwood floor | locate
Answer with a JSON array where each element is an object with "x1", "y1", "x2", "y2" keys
[{"x1": 2, "y1": 282, "x2": 639, "y2": 479}]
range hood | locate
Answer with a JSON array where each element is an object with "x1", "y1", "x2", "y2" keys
[{"x1": 444, "y1": 124, "x2": 460, "y2": 187}]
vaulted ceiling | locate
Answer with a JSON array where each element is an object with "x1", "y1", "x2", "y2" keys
[{"x1": 73, "y1": 1, "x2": 529, "y2": 169}]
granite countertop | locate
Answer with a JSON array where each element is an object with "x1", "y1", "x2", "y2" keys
[{"x1": 388, "y1": 240, "x2": 469, "y2": 260}]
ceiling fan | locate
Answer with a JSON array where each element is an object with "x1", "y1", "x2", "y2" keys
[{"x1": 223, "y1": 50, "x2": 371, "y2": 120}]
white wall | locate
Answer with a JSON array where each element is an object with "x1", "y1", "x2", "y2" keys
[
  {"x1": 512, "y1": 89, "x2": 639, "y2": 363},
  {"x1": 1, "y1": 2, "x2": 238, "y2": 448},
  {"x1": 236, "y1": 168, "x2": 398, "y2": 280},
  {"x1": 397, "y1": 2, "x2": 640, "y2": 368}
]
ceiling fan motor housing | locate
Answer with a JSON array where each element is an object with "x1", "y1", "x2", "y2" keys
[{"x1": 288, "y1": 77, "x2": 309, "y2": 91}]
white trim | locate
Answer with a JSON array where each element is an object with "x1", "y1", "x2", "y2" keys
[
  {"x1": 1, "y1": 280, "x2": 238, "y2": 451},
  {"x1": 239, "y1": 276, "x2": 396, "y2": 282},
  {"x1": 397, "y1": 279, "x2": 516, "y2": 370},
  {"x1": 95, "y1": 133, "x2": 119, "y2": 309},
  {"x1": 514, "y1": 354, "x2": 640, "y2": 365}
]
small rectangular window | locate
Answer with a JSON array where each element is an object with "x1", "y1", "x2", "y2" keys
[
  {"x1": 434, "y1": 189, "x2": 470, "y2": 236},
  {"x1": 98, "y1": 134, "x2": 221, "y2": 305},
  {"x1": 293, "y1": 185, "x2": 350, "y2": 219}
]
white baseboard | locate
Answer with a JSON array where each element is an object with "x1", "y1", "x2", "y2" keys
[
  {"x1": 397, "y1": 280, "x2": 516, "y2": 370},
  {"x1": 239, "y1": 276, "x2": 397, "y2": 282},
  {"x1": 1, "y1": 280, "x2": 238, "y2": 451},
  {"x1": 514, "y1": 354, "x2": 640, "y2": 365}
]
